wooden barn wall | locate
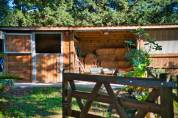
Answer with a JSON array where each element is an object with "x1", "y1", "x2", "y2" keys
[
  {"x1": 6, "y1": 35, "x2": 31, "y2": 52},
  {"x1": 5, "y1": 34, "x2": 32, "y2": 81},
  {"x1": 35, "y1": 33, "x2": 62, "y2": 83},
  {"x1": 5, "y1": 55, "x2": 32, "y2": 81},
  {"x1": 147, "y1": 29, "x2": 178, "y2": 74},
  {"x1": 5, "y1": 32, "x2": 65, "y2": 83},
  {"x1": 36, "y1": 54, "x2": 60, "y2": 83}
]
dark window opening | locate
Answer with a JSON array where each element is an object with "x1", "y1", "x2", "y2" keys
[{"x1": 35, "y1": 34, "x2": 61, "y2": 53}]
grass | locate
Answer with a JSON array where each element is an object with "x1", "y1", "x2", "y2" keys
[
  {"x1": 0, "y1": 86, "x2": 112, "y2": 117},
  {"x1": 0, "y1": 86, "x2": 178, "y2": 118},
  {"x1": 0, "y1": 87, "x2": 63, "y2": 117}
]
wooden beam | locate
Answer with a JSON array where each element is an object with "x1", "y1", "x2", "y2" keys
[
  {"x1": 31, "y1": 33, "x2": 37, "y2": 82},
  {"x1": 0, "y1": 25, "x2": 178, "y2": 31},
  {"x1": 62, "y1": 73, "x2": 175, "y2": 118},
  {"x1": 160, "y1": 87, "x2": 174, "y2": 118},
  {"x1": 135, "y1": 89, "x2": 160, "y2": 118},
  {"x1": 160, "y1": 75, "x2": 174, "y2": 118},
  {"x1": 69, "y1": 80, "x2": 84, "y2": 110},
  {"x1": 80, "y1": 82, "x2": 102, "y2": 118},
  {"x1": 104, "y1": 83, "x2": 128, "y2": 118},
  {"x1": 64, "y1": 73, "x2": 176, "y2": 88},
  {"x1": 71, "y1": 91, "x2": 162, "y2": 114},
  {"x1": 62, "y1": 77, "x2": 69, "y2": 118},
  {"x1": 67, "y1": 89, "x2": 72, "y2": 115}
]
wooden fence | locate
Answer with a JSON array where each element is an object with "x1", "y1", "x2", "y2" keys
[{"x1": 62, "y1": 73, "x2": 177, "y2": 118}]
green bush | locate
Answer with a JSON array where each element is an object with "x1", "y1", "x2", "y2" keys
[
  {"x1": 0, "y1": 73, "x2": 21, "y2": 92},
  {"x1": 0, "y1": 73, "x2": 21, "y2": 80},
  {"x1": 0, "y1": 112, "x2": 3, "y2": 118},
  {"x1": 0, "y1": 79, "x2": 14, "y2": 92}
]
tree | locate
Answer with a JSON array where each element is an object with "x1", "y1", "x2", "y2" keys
[
  {"x1": 126, "y1": 0, "x2": 178, "y2": 24},
  {"x1": 1, "y1": 0, "x2": 74, "y2": 26},
  {"x1": 0, "y1": 0, "x2": 10, "y2": 24},
  {"x1": 0, "y1": 0, "x2": 177, "y2": 26}
]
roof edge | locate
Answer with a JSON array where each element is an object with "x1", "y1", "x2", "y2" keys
[{"x1": 0, "y1": 25, "x2": 178, "y2": 31}]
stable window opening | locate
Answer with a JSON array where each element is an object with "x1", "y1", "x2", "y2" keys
[{"x1": 35, "y1": 33, "x2": 61, "y2": 53}]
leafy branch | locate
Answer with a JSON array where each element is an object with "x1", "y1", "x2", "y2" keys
[{"x1": 125, "y1": 28, "x2": 162, "y2": 77}]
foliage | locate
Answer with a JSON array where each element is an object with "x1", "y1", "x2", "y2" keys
[
  {"x1": 125, "y1": 28, "x2": 162, "y2": 78},
  {"x1": 0, "y1": 87, "x2": 62, "y2": 117},
  {"x1": 0, "y1": 53, "x2": 4, "y2": 58},
  {"x1": 0, "y1": 0, "x2": 10, "y2": 22},
  {"x1": 124, "y1": 29, "x2": 162, "y2": 102},
  {"x1": 0, "y1": 73, "x2": 21, "y2": 92},
  {"x1": 0, "y1": 79, "x2": 14, "y2": 92},
  {"x1": 0, "y1": 86, "x2": 110, "y2": 117},
  {"x1": 125, "y1": 49, "x2": 150, "y2": 77},
  {"x1": 133, "y1": 28, "x2": 162, "y2": 51},
  {"x1": 133, "y1": 91, "x2": 149, "y2": 102},
  {"x1": 0, "y1": 0, "x2": 178, "y2": 26},
  {"x1": 0, "y1": 72, "x2": 21, "y2": 80},
  {"x1": 0, "y1": 112, "x2": 3, "y2": 118},
  {"x1": 1, "y1": 86, "x2": 178, "y2": 117}
]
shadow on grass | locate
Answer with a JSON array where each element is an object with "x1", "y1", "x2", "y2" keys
[{"x1": 0, "y1": 87, "x2": 62, "y2": 117}]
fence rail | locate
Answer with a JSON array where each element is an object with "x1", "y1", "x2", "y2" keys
[{"x1": 62, "y1": 73, "x2": 177, "y2": 118}]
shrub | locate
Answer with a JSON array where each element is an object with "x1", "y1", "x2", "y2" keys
[
  {"x1": 0, "y1": 73, "x2": 21, "y2": 80},
  {"x1": 0, "y1": 73, "x2": 21, "y2": 92}
]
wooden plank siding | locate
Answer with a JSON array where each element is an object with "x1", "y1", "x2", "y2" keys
[
  {"x1": 4, "y1": 34, "x2": 32, "y2": 82},
  {"x1": 5, "y1": 35, "x2": 31, "y2": 52},
  {"x1": 147, "y1": 29, "x2": 178, "y2": 74},
  {"x1": 36, "y1": 54, "x2": 60, "y2": 83},
  {"x1": 5, "y1": 55, "x2": 32, "y2": 82}
]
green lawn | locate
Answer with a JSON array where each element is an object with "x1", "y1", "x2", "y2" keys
[
  {"x1": 0, "y1": 86, "x2": 177, "y2": 118},
  {"x1": 0, "y1": 87, "x2": 62, "y2": 117},
  {"x1": 0, "y1": 86, "x2": 111, "y2": 117}
]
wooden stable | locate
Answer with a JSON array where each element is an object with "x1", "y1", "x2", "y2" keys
[
  {"x1": 0, "y1": 25, "x2": 178, "y2": 82},
  {"x1": 62, "y1": 73, "x2": 177, "y2": 118}
]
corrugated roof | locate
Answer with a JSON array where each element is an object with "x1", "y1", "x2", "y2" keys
[{"x1": 0, "y1": 25, "x2": 178, "y2": 31}]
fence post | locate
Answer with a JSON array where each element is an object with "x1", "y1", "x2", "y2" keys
[
  {"x1": 176, "y1": 75, "x2": 178, "y2": 97},
  {"x1": 62, "y1": 72, "x2": 69, "y2": 118},
  {"x1": 160, "y1": 73, "x2": 174, "y2": 118}
]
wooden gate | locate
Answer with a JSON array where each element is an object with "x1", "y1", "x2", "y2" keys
[
  {"x1": 62, "y1": 73, "x2": 177, "y2": 118},
  {"x1": 36, "y1": 54, "x2": 60, "y2": 83}
]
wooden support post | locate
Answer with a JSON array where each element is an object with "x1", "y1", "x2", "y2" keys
[
  {"x1": 160, "y1": 74, "x2": 174, "y2": 118},
  {"x1": 176, "y1": 75, "x2": 178, "y2": 97},
  {"x1": 173, "y1": 75, "x2": 178, "y2": 102},
  {"x1": 62, "y1": 75, "x2": 69, "y2": 118},
  {"x1": 31, "y1": 33, "x2": 37, "y2": 82},
  {"x1": 67, "y1": 89, "x2": 72, "y2": 115}
]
